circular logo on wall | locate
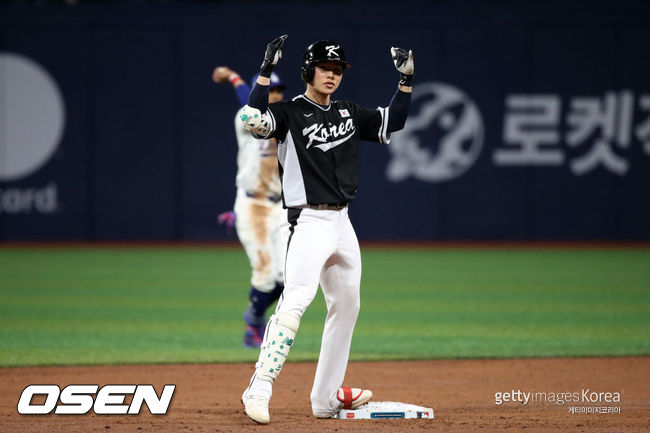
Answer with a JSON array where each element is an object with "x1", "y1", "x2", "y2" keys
[
  {"x1": 387, "y1": 82, "x2": 483, "y2": 183},
  {"x1": 0, "y1": 52, "x2": 65, "y2": 181}
]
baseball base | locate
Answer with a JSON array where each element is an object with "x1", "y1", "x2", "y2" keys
[{"x1": 333, "y1": 401, "x2": 434, "y2": 420}]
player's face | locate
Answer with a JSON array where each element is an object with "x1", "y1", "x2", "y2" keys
[
  {"x1": 311, "y1": 62, "x2": 343, "y2": 95},
  {"x1": 269, "y1": 87, "x2": 284, "y2": 104}
]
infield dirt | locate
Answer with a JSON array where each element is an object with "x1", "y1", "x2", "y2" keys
[{"x1": 1, "y1": 357, "x2": 648, "y2": 432}]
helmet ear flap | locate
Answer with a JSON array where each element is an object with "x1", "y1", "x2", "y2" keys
[
  {"x1": 301, "y1": 63, "x2": 315, "y2": 83},
  {"x1": 300, "y1": 44, "x2": 316, "y2": 84}
]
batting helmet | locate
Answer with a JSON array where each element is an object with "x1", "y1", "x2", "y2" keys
[{"x1": 301, "y1": 40, "x2": 351, "y2": 83}]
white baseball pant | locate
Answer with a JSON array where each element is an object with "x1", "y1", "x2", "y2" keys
[
  {"x1": 234, "y1": 188, "x2": 284, "y2": 292},
  {"x1": 275, "y1": 206, "x2": 362, "y2": 416}
]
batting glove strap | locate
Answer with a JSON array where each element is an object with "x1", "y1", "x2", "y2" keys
[
  {"x1": 399, "y1": 72, "x2": 414, "y2": 87},
  {"x1": 260, "y1": 34, "x2": 288, "y2": 78},
  {"x1": 259, "y1": 66, "x2": 273, "y2": 79}
]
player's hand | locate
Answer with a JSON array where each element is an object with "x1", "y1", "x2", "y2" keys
[
  {"x1": 212, "y1": 66, "x2": 237, "y2": 83},
  {"x1": 217, "y1": 210, "x2": 236, "y2": 233},
  {"x1": 260, "y1": 35, "x2": 288, "y2": 78},
  {"x1": 391, "y1": 47, "x2": 414, "y2": 87}
]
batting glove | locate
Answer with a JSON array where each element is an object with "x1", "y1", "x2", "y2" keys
[
  {"x1": 260, "y1": 34, "x2": 288, "y2": 78},
  {"x1": 391, "y1": 47, "x2": 414, "y2": 87}
]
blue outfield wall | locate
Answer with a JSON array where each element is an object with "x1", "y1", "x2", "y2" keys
[{"x1": 1, "y1": 1, "x2": 649, "y2": 241}]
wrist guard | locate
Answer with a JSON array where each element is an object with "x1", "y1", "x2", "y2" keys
[{"x1": 399, "y1": 73, "x2": 413, "y2": 87}]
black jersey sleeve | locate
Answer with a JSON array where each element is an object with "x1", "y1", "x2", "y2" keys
[
  {"x1": 349, "y1": 102, "x2": 391, "y2": 144},
  {"x1": 253, "y1": 101, "x2": 290, "y2": 142}
]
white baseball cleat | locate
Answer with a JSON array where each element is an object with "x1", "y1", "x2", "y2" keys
[
  {"x1": 337, "y1": 387, "x2": 373, "y2": 409},
  {"x1": 241, "y1": 391, "x2": 270, "y2": 424}
]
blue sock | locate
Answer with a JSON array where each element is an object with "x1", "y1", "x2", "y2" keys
[
  {"x1": 245, "y1": 287, "x2": 273, "y2": 326},
  {"x1": 269, "y1": 282, "x2": 284, "y2": 305}
]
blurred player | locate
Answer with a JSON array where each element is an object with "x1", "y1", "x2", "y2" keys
[
  {"x1": 212, "y1": 66, "x2": 287, "y2": 348},
  {"x1": 239, "y1": 35, "x2": 414, "y2": 423}
]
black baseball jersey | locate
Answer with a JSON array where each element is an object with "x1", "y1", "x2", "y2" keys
[{"x1": 259, "y1": 94, "x2": 390, "y2": 208}]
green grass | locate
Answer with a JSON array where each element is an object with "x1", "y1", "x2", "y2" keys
[{"x1": 0, "y1": 246, "x2": 649, "y2": 366}]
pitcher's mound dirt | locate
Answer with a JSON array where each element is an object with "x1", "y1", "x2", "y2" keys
[{"x1": 1, "y1": 357, "x2": 648, "y2": 432}]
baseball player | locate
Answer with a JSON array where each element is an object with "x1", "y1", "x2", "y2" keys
[
  {"x1": 212, "y1": 66, "x2": 287, "y2": 348},
  {"x1": 239, "y1": 35, "x2": 414, "y2": 424}
]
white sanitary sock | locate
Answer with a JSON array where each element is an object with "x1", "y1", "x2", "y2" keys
[{"x1": 250, "y1": 376, "x2": 272, "y2": 400}]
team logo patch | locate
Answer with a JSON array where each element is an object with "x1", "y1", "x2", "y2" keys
[
  {"x1": 326, "y1": 45, "x2": 340, "y2": 58},
  {"x1": 338, "y1": 109, "x2": 350, "y2": 118}
]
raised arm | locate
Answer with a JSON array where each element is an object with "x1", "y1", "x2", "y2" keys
[
  {"x1": 248, "y1": 35, "x2": 287, "y2": 112},
  {"x1": 212, "y1": 66, "x2": 252, "y2": 106},
  {"x1": 387, "y1": 47, "x2": 414, "y2": 132},
  {"x1": 241, "y1": 35, "x2": 288, "y2": 136}
]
